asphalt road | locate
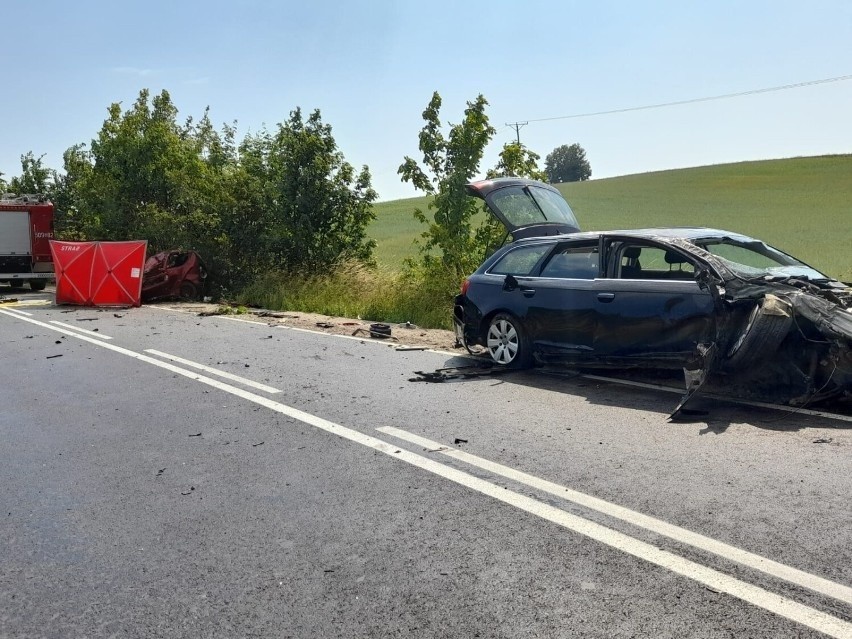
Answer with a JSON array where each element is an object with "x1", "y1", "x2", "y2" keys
[{"x1": 2, "y1": 291, "x2": 851, "y2": 638}]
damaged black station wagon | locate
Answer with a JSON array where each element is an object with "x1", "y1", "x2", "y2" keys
[{"x1": 454, "y1": 178, "x2": 852, "y2": 407}]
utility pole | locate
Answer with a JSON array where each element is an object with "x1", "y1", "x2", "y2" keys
[{"x1": 506, "y1": 121, "x2": 528, "y2": 145}]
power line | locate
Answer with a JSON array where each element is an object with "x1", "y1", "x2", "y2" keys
[{"x1": 522, "y1": 74, "x2": 852, "y2": 124}]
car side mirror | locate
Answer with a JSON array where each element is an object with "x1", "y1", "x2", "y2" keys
[{"x1": 503, "y1": 274, "x2": 519, "y2": 291}]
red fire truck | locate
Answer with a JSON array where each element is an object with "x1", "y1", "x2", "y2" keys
[{"x1": 0, "y1": 194, "x2": 55, "y2": 291}]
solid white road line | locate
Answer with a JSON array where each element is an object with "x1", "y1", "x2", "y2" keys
[
  {"x1": 49, "y1": 320, "x2": 112, "y2": 339},
  {"x1": 2, "y1": 307, "x2": 32, "y2": 316},
  {"x1": 144, "y1": 349, "x2": 281, "y2": 394},
  {"x1": 3, "y1": 307, "x2": 851, "y2": 638},
  {"x1": 377, "y1": 425, "x2": 852, "y2": 608}
]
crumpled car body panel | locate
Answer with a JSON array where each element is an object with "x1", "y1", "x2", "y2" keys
[{"x1": 141, "y1": 250, "x2": 207, "y2": 302}]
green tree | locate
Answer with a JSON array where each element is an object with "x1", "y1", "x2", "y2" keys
[
  {"x1": 486, "y1": 142, "x2": 547, "y2": 181},
  {"x1": 7, "y1": 152, "x2": 53, "y2": 194},
  {"x1": 545, "y1": 143, "x2": 592, "y2": 183},
  {"x1": 65, "y1": 89, "x2": 223, "y2": 252},
  {"x1": 239, "y1": 107, "x2": 377, "y2": 274},
  {"x1": 398, "y1": 91, "x2": 496, "y2": 280},
  {"x1": 51, "y1": 144, "x2": 94, "y2": 239},
  {"x1": 60, "y1": 89, "x2": 375, "y2": 291}
]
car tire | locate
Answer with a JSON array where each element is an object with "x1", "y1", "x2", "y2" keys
[
  {"x1": 178, "y1": 281, "x2": 199, "y2": 301},
  {"x1": 725, "y1": 296, "x2": 793, "y2": 369},
  {"x1": 486, "y1": 313, "x2": 532, "y2": 368},
  {"x1": 29, "y1": 280, "x2": 46, "y2": 291}
]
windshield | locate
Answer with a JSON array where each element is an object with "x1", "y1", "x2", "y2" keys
[
  {"x1": 487, "y1": 185, "x2": 579, "y2": 229},
  {"x1": 695, "y1": 237, "x2": 828, "y2": 280}
]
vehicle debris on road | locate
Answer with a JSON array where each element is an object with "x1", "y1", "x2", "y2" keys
[{"x1": 409, "y1": 363, "x2": 516, "y2": 382}]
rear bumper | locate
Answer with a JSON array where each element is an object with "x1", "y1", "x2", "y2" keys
[
  {"x1": 453, "y1": 296, "x2": 482, "y2": 348},
  {"x1": 453, "y1": 315, "x2": 465, "y2": 346}
]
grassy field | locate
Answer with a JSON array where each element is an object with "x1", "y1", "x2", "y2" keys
[{"x1": 370, "y1": 155, "x2": 852, "y2": 281}]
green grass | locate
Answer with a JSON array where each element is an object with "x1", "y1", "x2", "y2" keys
[
  {"x1": 369, "y1": 196, "x2": 432, "y2": 266},
  {"x1": 238, "y1": 262, "x2": 458, "y2": 329},
  {"x1": 370, "y1": 155, "x2": 852, "y2": 281}
]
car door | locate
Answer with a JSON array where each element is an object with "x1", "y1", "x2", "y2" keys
[
  {"x1": 468, "y1": 241, "x2": 556, "y2": 324},
  {"x1": 592, "y1": 239, "x2": 717, "y2": 365},
  {"x1": 520, "y1": 239, "x2": 601, "y2": 361}
]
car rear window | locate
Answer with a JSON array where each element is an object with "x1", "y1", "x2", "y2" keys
[{"x1": 488, "y1": 185, "x2": 579, "y2": 229}]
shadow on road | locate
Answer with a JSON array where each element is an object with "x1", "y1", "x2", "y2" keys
[{"x1": 421, "y1": 354, "x2": 852, "y2": 435}]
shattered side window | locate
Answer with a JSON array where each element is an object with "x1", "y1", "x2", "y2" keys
[{"x1": 488, "y1": 244, "x2": 551, "y2": 276}]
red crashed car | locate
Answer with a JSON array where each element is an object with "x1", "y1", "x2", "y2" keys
[{"x1": 142, "y1": 250, "x2": 207, "y2": 302}]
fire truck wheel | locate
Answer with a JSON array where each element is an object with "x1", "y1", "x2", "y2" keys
[
  {"x1": 179, "y1": 281, "x2": 199, "y2": 301},
  {"x1": 29, "y1": 280, "x2": 46, "y2": 291}
]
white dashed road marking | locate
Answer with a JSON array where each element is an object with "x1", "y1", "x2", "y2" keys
[{"x1": 49, "y1": 320, "x2": 113, "y2": 339}]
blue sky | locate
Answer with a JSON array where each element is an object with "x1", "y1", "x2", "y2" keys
[{"x1": 3, "y1": 0, "x2": 851, "y2": 201}]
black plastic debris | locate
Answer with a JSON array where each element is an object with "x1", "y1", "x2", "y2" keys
[
  {"x1": 409, "y1": 363, "x2": 513, "y2": 382},
  {"x1": 669, "y1": 407, "x2": 711, "y2": 422}
]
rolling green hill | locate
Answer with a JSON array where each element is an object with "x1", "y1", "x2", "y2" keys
[{"x1": 370, "y1": 155, "x2": 852, "y2": 281}]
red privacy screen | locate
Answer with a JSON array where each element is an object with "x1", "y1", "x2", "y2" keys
[{"x1": 50, "y1": 241, "x2": 148, "y2": 307}]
